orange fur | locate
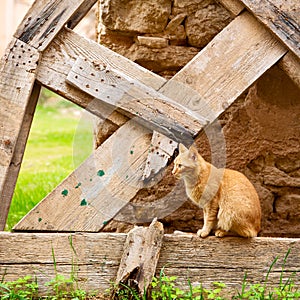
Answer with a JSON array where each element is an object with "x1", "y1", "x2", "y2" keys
[{"x1": 172, "y1": 144, "x2": 261, "y2": 238}]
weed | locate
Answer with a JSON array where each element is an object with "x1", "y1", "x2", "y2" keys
[{"x1": 0, "y1": 275, "x2": 38, "y2": 300}]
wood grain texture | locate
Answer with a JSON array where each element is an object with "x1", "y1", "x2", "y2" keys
[
  {"x1": 1, "y1": 232, "x2": 299, "y2": 296},
  {"x1": 14, "y1": 120, "x2": 152, "y2": 232},
  {"x1": 36, "y1": 27, "x2": 166, "y2": 119},
  {"x1": 115, "y1": 219, "x2": 164, "y2": 296},
  {"x1": 218, "y1": 0, "x2": 245, "y2": 16},
  {"x1": 278, "y1": 51, "x2": 300, "y2": 89},
  {"x1": 160, "y1": 12, "x2": 287, "y2": 122},
  {"x1": 66, "y1": 0, "x2": 98, "y2": 30},
  {"x1": 18, "y1": 13, "x2": 287, "y2": 231},
  {"x1": 240, "y1": 0, "x2": 300, "y2": 58},
  {"x1": 14, "y1": 0, "x2": 98, "y2": 51},
  {"x1": 0, "y1": 39, "x2": 40, "y2": 230},
  {"x1": 67, "y1": 57, "x2": 207, "y2": 144}
]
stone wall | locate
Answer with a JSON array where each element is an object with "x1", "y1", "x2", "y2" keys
[
  {"x1": 97, "y1": 1, "x2": 300, "y2": 237},
  {"x1": 97, "y1": 0, "x2": 232, "y2": 78}
]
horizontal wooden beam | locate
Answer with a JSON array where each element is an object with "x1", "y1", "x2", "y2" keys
[{"x1": 1, "y1": 232, "x2": 299, "y2": 296}]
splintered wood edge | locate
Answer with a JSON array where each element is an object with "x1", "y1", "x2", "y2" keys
[{"x1": 115, "y1": 219, "x2": 164, "y2": 294}]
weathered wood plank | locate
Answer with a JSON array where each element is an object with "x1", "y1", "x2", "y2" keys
[
  {"x1": 0, "y1": 39, "x2": 40, "y2": 230},
  {"x1": 144, "y1": 11, "x2": 287, "y2": 180},
  {"x1": 14, "y1": 0, "x2": 98, "y2": 51},
  {"x1": 66, "y1": 0, "x2": 98, "y2": 30},
  {"x1": 67, "y1": 57, "x2": 207, "y2": 144},
  {"x1": 278, "y1": 51, "x2": 300, "y2": 89},
  {"x1": 160, "y1": 12, "x2": 287, "y2": 121},
  {"x1": 240, "y1": 0, "x2": 300, "y2": 58},
  {"x1": 36, "y1": 27, "x2": 166, "y2": 119},
  {"x1": 114, "y1": 219, "x2": 164, "y2": 296},
  {"x1": 0, "y1": 83, "x2": 41, "y2": 231},
  {"x1": 218, "y1": 0, "x2": 245, "y2": 16},
  {"x1": 0, "y1": 232, "x2": 126, "y2": 295},
  {"x1": 1, "y1": 232, "x2": 299, "y2": 296},
  {"x1": 14, "y1": 120, "x2": 152, "y2": 232},
  {"x1": 142, "y1": 132, "x2": 177, "y2": 180}
]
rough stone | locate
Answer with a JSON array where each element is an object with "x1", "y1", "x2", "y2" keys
[
  {"x1": 100, "y1": 0, "x2": 172, "y2": 33},
  {"x1": 185, "y1": 4, "x2": 232, "y2": 47},
  {"x1": 276, "y1": 194, "x2": 300, "y2": 219},
  {"x1": 121, "y1": 44, "x2": 199, "y2": 72},
  {"x1": 137, "y1": 36, "x2": 169, "y2": 48},
  {"x1": 275, "y1": 154, "x2": 300, "y2": 173},
  {"x1": 166, "y1": 25, "x2": 187, "y2": 45},
  {"x1": 165, "y1": 13, "x2": 187, "y2": 32},
  {"x1": 172, "y1": 0, "x2": 213, "y2": 15}
]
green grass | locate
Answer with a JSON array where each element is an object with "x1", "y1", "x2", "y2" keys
[{"x1": 6, "y1": 92, "x2": 93, "y2": 231}]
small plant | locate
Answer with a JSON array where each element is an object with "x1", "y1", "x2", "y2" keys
[
  {"x1": 0, "y1": 275, "x2": 38, "y2": 300},
  {"x1": 234, "y1": 248, "x2": 300, "y2": 300},
  {"x1": 151, "y1": 268, "x2": 226, "y2": 300},
  {"x1": 44, "y1": 236, "x2": 88, "y2": 300}
]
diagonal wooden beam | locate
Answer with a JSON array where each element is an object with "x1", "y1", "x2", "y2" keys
[
  {"x1": 14, "y1": 0, "x2": 98, "y2": 51},
  {"x1": 66, "y1": 57, "x2": 207, "y2": 143},
  {"x1": 143, "y1": 11, "x2": 287, "y2": 179},
  {"x1": 36, "y1": 27, "x2": 166, "y2": 117},
  {"x1": 240, "y1": 0, "x2": 300, "y2": 59},
  {"x1": 0, "y1": 40, "x2": 40, "y2": 230},
  {"x1": 14, "y1": 12, "x2": 287, "y2": 232}
]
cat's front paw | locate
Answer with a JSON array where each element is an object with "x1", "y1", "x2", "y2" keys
[
  {"x1": 215, "y1": 229, "x2": 228, "y2": 237},
  {"x1": 197, "y1": 228, "x2": 210, "y2": 238}
]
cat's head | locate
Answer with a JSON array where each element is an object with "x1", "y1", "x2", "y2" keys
[{"x1": 172, "y1": 144, "x2": 200, "y2": 179}]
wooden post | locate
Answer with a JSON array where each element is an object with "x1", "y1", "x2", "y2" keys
[{"x1": 113, "y1": 219, "x2": 164, "y2": 297}]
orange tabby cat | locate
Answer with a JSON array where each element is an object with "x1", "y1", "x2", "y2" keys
[{"x1": 172, "y1": 144, "x2": 261, "y2": 238}]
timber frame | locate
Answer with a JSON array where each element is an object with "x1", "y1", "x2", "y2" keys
[{"x1": 0, "y1": 0, "x2": 299, "y2": 296}]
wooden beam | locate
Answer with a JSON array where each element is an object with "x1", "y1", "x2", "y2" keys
[
  {"x1": 0, "y1": 232, "x2": 299, "y2": 296},
  {"x1": 14, "y1": 120, "x2": 152, "y2": 232},
  {"x1": 144, "y1": 11, "x2": 287, "y2": 180},
  {"x1": 218, "y1": 0, "x2": 245, "y2": 16},
  {"x1": 14, "y1": 0, "x2": 98, "y2": 51},
  {"x1": 0, "y1": 39, "x2": 40, "y2": 230},
  {"x1": 278, "y1": 51, "x2": 300, "y2": 89},
  {"x1": 114, "y1": 219, "x2": 164, "y2": 297},
  {"x1": 67, "y1": 57, "x2": 207, "y2": 144},
  {"x1": 66, "y1": 0, "x2": 98, "y2": 30},
  {"x1": 240, "y1": 0, "x2": 300, "y2": 59},
  {"x1": 36, "y1": 27, "x2": 166, "y2": 118},
  {"x1": 160, "y1": 12, "x2": 287, "y2": 121}
]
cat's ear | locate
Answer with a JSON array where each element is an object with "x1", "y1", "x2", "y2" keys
[
  {"x1": 179, "y1": 143, "x2": 188, "y2": 154},
  {"x1": 188, "y1": 145, "x2": 198, "y2": 161}
]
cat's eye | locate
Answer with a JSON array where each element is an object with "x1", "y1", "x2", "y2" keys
[{"x1": 178, "y1": 164, "x2": 182, "y2": 168}]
